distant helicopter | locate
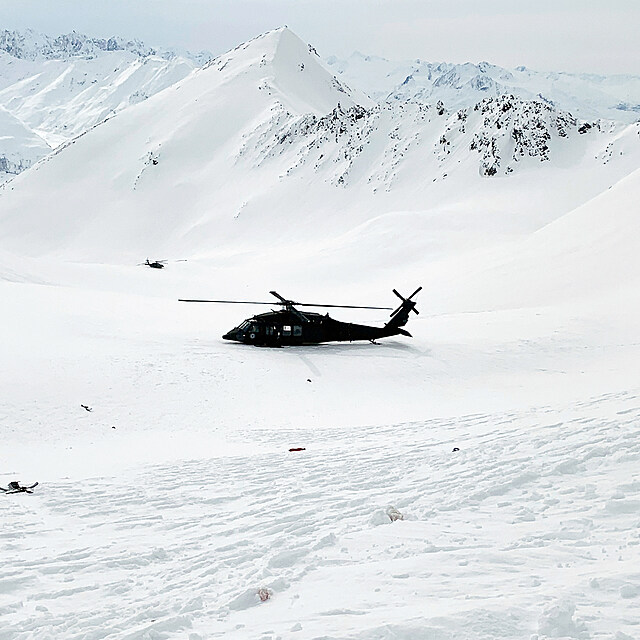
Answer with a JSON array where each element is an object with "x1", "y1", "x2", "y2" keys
[
  {"x1": 139, "y1": 258, "x2": 188, "y2": 269},
  {"x1": 179, "y1": 287, "x2": 421, "y2": 347},
  {"x1": 140, "y1": 259, "x2": 167, "y2": 269}
]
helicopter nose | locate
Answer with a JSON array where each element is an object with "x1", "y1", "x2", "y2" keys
[{"x1": 222, "y1": 331, "x2": 239, "y2": 341}]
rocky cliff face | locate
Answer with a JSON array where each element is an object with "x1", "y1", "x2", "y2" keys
[
  {"x1": 468, "y1": 96, "x2": 577, "y2": 176},
  {"x1": 238, "y1": 93, "x2": 601, "y2": 191}
]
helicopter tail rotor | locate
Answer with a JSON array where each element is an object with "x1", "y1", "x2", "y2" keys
[{"x1": 385, "y1": 287, "x2": 422, "y2": 330}]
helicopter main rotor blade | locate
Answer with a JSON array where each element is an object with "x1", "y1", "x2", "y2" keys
[
  {"x1": 178, "y1": 299, "x2": 392, "y2": 310},
  {"x1": 294, "y1": 303, "x2": 393, "y2": 310},
  {"x1": 178, "y1": 299, "x2": 278, "y2": 305},
  {"x1": 269, "y1": 291, "x2": 289, "y2": 304},
  {"x1": 270, "y1": 291, "x2": 390, "y2": 309}
]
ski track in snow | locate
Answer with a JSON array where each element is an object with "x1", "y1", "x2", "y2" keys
[{"x1": 2, "y1": 391, "x2": 639, "y2": 640}]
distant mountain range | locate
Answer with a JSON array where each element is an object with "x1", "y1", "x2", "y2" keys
[
  {"x1": 0, "y1": 28, "x2": 211, "y2": 64},
  {"x1": 325, "y1": 52, "x2": 640, "y2": 124}
]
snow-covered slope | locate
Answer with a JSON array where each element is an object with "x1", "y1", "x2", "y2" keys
[
  {"x1": 0, "y1": 29, "x2": 209, "y2": 175},
  {"x1": 326, "y1": 53, "x2": 640, "y2": 123},
  {"x1": 445, "y1": 165, "x2": 640, "y2": 311},
  {"x1": 0, "y1": 105, "x2": 51, "y2": 180},
  {"x1": 0, "y1": 50, "x2": 200, "y2": 148}
]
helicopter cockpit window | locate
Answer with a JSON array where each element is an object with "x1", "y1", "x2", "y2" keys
[
  {"x1": 239, "y1": 321, "x2": 251, "y2": 331},
  {"x1": 282, "y1": 325, "x2": 292, "y2": 336},
  {"x1": 293, "y1": 325, "x2": 302, "y2": 337}
]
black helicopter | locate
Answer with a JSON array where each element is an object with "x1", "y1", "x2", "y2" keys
[
  {"x1": 140, "y1": 259, "x2": 167, "y2": 269},
  {"x1": 179, "y1": 287, "x2": 421, "y2": 347}
]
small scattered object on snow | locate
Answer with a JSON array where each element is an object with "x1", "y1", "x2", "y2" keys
[
  {"x1": 289, "y1": 447, "x2": 306, "y2": 452},
  {"x1": 111, "y1": 426, "x2": 116, "y2": 429},
  {"x1": 386, "y1": 506, "x2": 404, "y2": 522},
  {"x1": 307, "y1": 378, "x2": 312, "y2": 382},
  {"x1": 452, "y1": 447, "x2": 460, "y2": 452},
  {"x1": 1, "y1": 481, "x2": 39, "y2": 494},
  {"x1": 257, "y1": 587, "x2": 271, "y2": 602},
  {"x1": 81, "y1": 404, "x2": 92, "y2": 412}
]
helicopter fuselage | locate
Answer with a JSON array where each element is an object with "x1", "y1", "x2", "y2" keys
[{"x1": 222, "y1": 309, "x2": 410, "y2": 346}]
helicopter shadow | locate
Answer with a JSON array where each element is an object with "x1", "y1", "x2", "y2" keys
[
  {"x1": 294, "y1": 340, "x2": 430, "y2": 372},
  {"x1": 299, "y1": 340, "x2": 419, "y2": 354}
]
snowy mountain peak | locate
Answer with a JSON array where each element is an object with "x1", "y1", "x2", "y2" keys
[{"x1": 201, "y1": 27, "x2": 372, "y2": 116}]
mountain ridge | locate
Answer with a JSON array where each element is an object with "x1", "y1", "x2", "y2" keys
[{"x1": 2, "y1": 26, "x2": 639, "y2": 185}]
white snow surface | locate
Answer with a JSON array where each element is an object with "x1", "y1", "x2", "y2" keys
[{"x1": 1, "y1": 27, "x2": 640, "y2": 640}]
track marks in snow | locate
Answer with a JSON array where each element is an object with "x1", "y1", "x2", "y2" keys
[{"x1": 1, "y1": 391, "x2": 639, "y2": 639}]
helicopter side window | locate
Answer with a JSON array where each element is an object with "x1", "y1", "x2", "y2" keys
[
  {"x1": 293, "y1": 326, "x2": 302, "y2": 337},
  {"x1": 282, "y1": 325, "x2": 292, "y2": 337}
]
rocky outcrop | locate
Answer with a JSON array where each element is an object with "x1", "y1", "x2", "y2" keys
[{"x1": 238, "y1": 94, "x2": 592, "y2": 188}]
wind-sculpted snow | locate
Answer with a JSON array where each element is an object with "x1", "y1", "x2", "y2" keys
[{"x1": 1, "y1": 392, "x2": 639, "y2": 639}]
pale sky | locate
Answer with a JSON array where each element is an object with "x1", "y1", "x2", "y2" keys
[{"x1": 1, "y1": 0, "x2": 639, "y2": 74}]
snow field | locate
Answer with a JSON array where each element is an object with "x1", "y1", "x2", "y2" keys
[{"x1": 2, "y1": 391, "x2": 639, "y2": 639}]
